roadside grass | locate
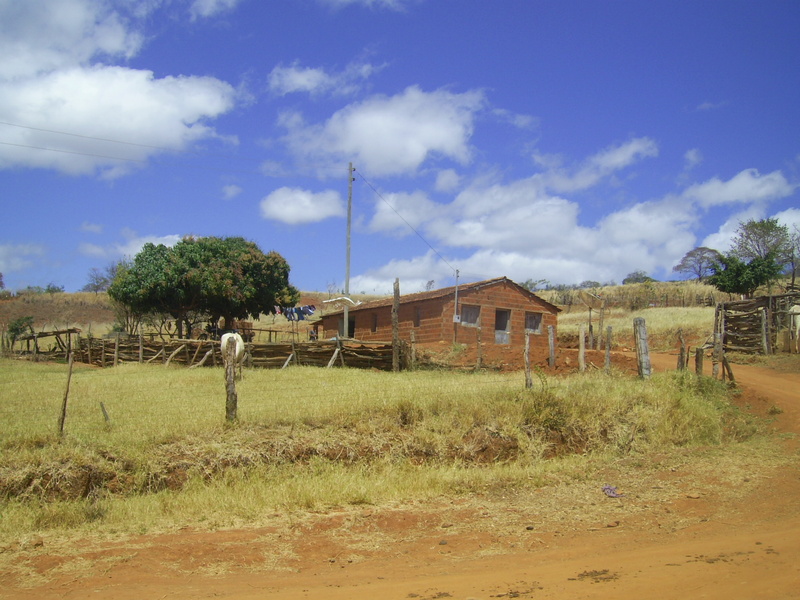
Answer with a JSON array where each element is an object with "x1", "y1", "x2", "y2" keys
[{"x1": 0, "y1": 358, "x2": 767, "y2": 540}]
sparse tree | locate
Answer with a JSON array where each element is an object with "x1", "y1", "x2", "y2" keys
[
  {"x1": 0, "y1": 272, "x2": 4, "y2": 289},
  {"x1": 82, "y1": 267, "x2": 110, "y2": 294},
  {"x1": 672, "y1": 247, "x2": 723, "y2": 281},
  {"x1": 425, "y1": 279, "x2": 435, "y2": 291},
  {"x1": 730, "y1": 218, "x2": 790, "y2": 264}
]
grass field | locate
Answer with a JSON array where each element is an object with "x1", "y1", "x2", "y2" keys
[{"x1": 0, "y1": 358, "x2": 765, "y2": 540}]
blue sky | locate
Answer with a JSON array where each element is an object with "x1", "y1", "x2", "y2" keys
[{"x1": 1, "y1": 0, "x2": 798, "y2": 294}]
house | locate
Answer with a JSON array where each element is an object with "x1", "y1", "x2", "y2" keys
[{"x1": 319, "y1": 276, "x2": 560, "y2": 350}]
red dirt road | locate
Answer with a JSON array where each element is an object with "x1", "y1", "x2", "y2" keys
[{"x1": 3, "y1": 354, "x2": 799, "y2": 600}]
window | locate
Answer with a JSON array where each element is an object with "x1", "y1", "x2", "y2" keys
[
  {"x1": 460, "y1": 304, "x2": 480, "y2": 326},
  {"x1": 525, "y1": 312, "x2": 543, "y2": 334},
  {"x1": 371, "y1": 313, "x2": 378, "y2": 332},
  {"x1": 413, "y1": 306, "x2": 421, "y2": 327},
  {"x1": 495, "y1": 309, "x2": 511, "y2": 344}
]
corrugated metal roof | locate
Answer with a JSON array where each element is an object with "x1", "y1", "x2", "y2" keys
[{"x1": 323, "y1": 276, "x2": 560, "y2": 316}]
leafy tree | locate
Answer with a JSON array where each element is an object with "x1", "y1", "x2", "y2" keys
[
  {"x1": 672, "y1": 247, "x2": 722, "y2": 281},
  {"x1": 730, "y1": 218, "x2": 790, "y2": 264},
  {"x1": 707, "y1": 252, "x2": 783, "y2": 298},
  {"x1": 109, "y1": 236, "x2": 299, "y2": 337},
  {"x1": 0, "y1": 272, "x2": 4, "y2": 289},
  {"x1": 622, "y1": 270, "x2": 655, "y2": 285},
  {"x1": 8, "y1": 316, "x2": 35, "y2": 346},
  {"x1": 45, "y1": 283, "x2": 64, "y2": 294}
]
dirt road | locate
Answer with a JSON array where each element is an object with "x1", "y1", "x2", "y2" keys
[{"x1": 3, "y1": 354, "x2": 799, "y2": 600}]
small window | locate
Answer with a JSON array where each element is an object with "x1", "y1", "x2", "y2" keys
[
  {"x1": 413, "y1": 306, "x2": 421, "y2": 327},
  {"x1": 525, "y1": 312, "x2": 543, "y2": 334},
  {"x1": 371, "y1": 313, "x2": 378, "y2": 333},
  {"x1": 461, "y1": 304, "x2": 480, "y2": 326}
]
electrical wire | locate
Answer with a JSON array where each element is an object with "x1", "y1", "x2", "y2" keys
[{"x1": 355, "y1": 169, "x2": 458, "y2": 276}]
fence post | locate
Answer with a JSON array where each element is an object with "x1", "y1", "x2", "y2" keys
[
  {"x1": 604, "y1": 326, "x2": 612, "y2": 374},
  {"x1": 225, "y1": 338, "x2": 238, "y2": 422},
  {"x1": 633, "y1": 317, "x2": 651, "y2": 379},
  {"x1": 58, "y1": 352, "x2": 74, "y2": 437},
  {"x1": 676, "y1": 329, "x2": 686, "y2": 371},
  {"x1": 695, "y1": 347, "x2": 704, "y2": 376},
  {"x1": 578, "y1": 324, "x2": 586, "y2": 372},
  {"x1": 547, "y1": 325, "x2": 555, "y2": 368},
  {"x1": 392, "y1": 278, "x2": 400, "y2": 372},
  {"x1": 524, "y1": 333, "x2": 533, "y2": 389}
]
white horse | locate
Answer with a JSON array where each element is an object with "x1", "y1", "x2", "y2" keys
[{"x1": 220, "y1": 332, "x2": 245, "y2": 379}]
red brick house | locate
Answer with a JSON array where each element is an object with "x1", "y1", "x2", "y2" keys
[{"x1": 319, "y1": 276, "x2": 559, "y2": 349}]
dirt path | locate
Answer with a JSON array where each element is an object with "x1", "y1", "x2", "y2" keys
[{"x1": 3, "y1": 354, "x2": 799, "y2": 600}]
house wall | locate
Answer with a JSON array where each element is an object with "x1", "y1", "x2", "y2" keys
[{"x1": 320, "y1": 280, "x2": 557, "y2": 349}]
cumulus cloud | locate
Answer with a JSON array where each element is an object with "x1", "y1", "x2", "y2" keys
[
  {"x1": 0, "y1": 0, "x2": 237, "y2": 177},
  {"x1": 0, "y1": 243, "x2": 47, "y2": 273},
  {"x1": 684, "y1": 148, "x2": 703, "y2": 170},
  {"x1": 78, "y1": 230, "x2": 181, "y2": 260},
  {"x1": 368, "y1": 191, "x2": 441, "y2": 236},
  {"x1": 260, "y1": 187, "x2": 345, "y2": 224},
  {"x1": 435, "y1": 169, "x2": 461, "y2": 192},
  {"x1": 682, "y1": 168, "x2": 796, "y2": 207},
  {"x1": 268, "y1": 60, "x2": 383, "y2": 96},
  {"x1": 278, "y1": 85, "x2": 485, "y2": 177},
  {"x1": 541, "y1": 137, "x2": 659, "y2": 193}
]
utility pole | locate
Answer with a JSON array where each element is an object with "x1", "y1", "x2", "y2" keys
[{"x1": 343, "y1": 162, "x2": 354, "y2": 337}]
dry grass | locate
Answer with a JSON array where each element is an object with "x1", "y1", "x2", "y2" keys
[{"x1": 0, "y1": 358, "x2": 767, "y2": 541}]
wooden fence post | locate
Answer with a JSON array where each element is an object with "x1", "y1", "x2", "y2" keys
[
  {"x1": 547, "y1": 325, "x2": 555, "y2": 368},
  {"x1": 633, "y1": 317, "x2": 651, "y2": 379},
  {"x1": 113, "y1": 334, "x2": 120, "y2": 367},
  {"x1": 604, "y1": 326, "x2": 612, "y2": 374},
  {"x1": 524, "y1": 332, "x2": 533, "y2": 389},
  {"x1": 225, "y1": 338, "x2": 238, "y2": 422},
  {"x1": 410, "y1": 329, "x2": 417, "y2": 370},
  {"x1": 58, "y1": 352, "x2": 74, "y2": 437},
  {"x1": 392, "y1": 278, "x2": 400, "y2": 372},
  {"x1": 676, "y1": 329, "x2": 686, "y2": 371},
  {"x1": 578, "y1": 324, "x2": 586, "y2": 372},
  {"x1": 695, "y1": 347, "x2": 704, "y2": 376},
  {"x1": 139, "y1": 333, "x2": 144, "y2": 363}
]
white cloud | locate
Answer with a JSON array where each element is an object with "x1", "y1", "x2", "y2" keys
[
  {"x1": 0, "y1": 243, "x2": 46, "y2": 273},
  {"x1": 279, "y1": 85, "x2": 485, "y2": 177},
  {"x1": 80, "y1": 221, "x2": 103, "y2": 234},
  {"x1": 222, "y1": 184, "x2": 242, "y2": 200},
  {"x1": 684, "y1": 148, "x2": 703, "y2": 170},
  {"x1": 700, "y1": 206, "x2": 766, "y2": 253},
  {"x1": 682, "y1": 168, "x2": 795, "y2": 207},
  {"x1": 317, "y1": 0, "x2": 412, "y2": 9},
  {"x1": 0, "y1": 0, "x2": 238, "y2": 177},
  {"x1": 435, "y1": 169, "x2": 461, "y2": 192},
  {"x1": 368, "y1": 191, "x2": 441, "y2": 236},
  {"x1": 696, "y1": 100, "x2": 726, "y2": 112},
  {"x1": 260, "y1": 187, "x2": 345, "y2": 224},
  {"x1": 542, "y1": 137, "x2": 658, "y2": 193},
  {"x1": 115, "y1": 231, "x2": 182, "y2": 259},
  {"x1": 774, "y1": 207, "x2": 800, "y2": 233},
  {"x1": 189, "y1": 0, "x2": 241, "y2": 20},
  {"x1": 268, "y1": 60, "x2": 383, "y2": 96},
  {"x1": 78, "y1": 242, "x2": 108, "y2": 258}
]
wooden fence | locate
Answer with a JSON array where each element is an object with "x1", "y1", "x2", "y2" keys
[
  {"x1": 716, "y1": 292, "x2": 800, "y2": 354},
  {"x1": 70, "y1": 335, "x2": 409, "y2": 371}
]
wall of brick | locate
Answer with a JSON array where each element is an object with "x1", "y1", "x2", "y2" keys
[{"x1": 320, "y1": 280, "x2": 557, "y2": 350}]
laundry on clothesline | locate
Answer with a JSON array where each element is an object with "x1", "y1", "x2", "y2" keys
[{"x1": 278, "y1": 305, "x2": 316, "y2": 321}]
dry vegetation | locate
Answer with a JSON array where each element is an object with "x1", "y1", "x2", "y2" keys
[{"x1": 0, "y1": 357, "x2": 765, "y2": 541}]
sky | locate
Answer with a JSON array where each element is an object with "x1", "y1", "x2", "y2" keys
[{"x1": 1, "y1": 0, "x2": 799, "y2": 295}]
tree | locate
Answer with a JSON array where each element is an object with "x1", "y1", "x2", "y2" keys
[
  {"x1": 0, "y1": 272, "x2": 4, "y2": 289},
  {"x1": 730, "y1": 218, "x2": 790, "y2": 263},
  {"x1": 672, "y1": 247, "x2": 722, "y2": 281},
  {"x1": 622, "y1": 270, "x2": 655, "y2": 285},
  {"x1": 82, "y1": 266, "x2": 113, "y2": 294},
  {"x1": 706, "y1": 252, "x2": 783, "y2": 298},
  {"x1": 109, "y1": 236, "x2": 299, "y2": 336}
]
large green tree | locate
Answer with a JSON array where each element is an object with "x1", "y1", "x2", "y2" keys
[
  {"x1": 109, "y1": 236, "x2": 298, "y2": 337},
  {"x1": 706, "y1": 252, "x2": 783, "y2": 298}
]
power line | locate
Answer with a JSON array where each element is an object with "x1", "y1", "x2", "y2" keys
[{"x1": 355, "y1": 170, "x2": 458, "y2": 275}]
